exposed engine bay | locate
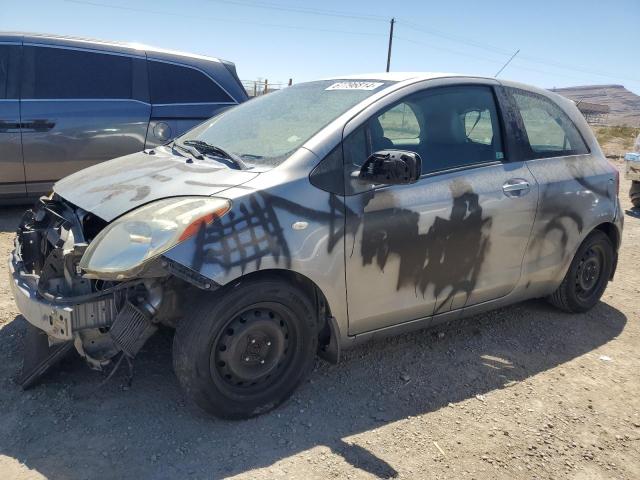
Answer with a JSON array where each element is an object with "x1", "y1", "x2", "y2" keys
[{"x1": 11, "y1": 195, "x2": 198, "y2": 387}]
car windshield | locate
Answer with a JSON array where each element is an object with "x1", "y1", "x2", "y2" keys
[{"x1": 177, "y1": 79, "x2": 393, "y2": 168}]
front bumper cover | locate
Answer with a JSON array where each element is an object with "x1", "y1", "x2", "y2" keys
[{"x1": 8, "y1": 248, "x2": 117, "y2": 341}]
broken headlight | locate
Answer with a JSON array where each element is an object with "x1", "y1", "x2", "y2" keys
[{"x1": 79, "y1": 196, "x2": 231, "y2": 280}]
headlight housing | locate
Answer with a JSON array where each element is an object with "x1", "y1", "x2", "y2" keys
[{"x1": 79, "y1": 196, "x2": 231, "y2": 279}]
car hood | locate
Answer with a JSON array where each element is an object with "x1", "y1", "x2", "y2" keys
[{"x1": 53, "y1": 147, "x2": 259, "y2": 221}]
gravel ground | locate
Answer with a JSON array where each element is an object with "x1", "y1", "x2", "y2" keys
[{"x1": 0, "y1": 162, "x2": 639, "y2": 480}]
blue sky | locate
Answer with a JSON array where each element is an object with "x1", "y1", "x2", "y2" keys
[{"x1": 2, "y1": 0, "x2": 639, "y2": 94}]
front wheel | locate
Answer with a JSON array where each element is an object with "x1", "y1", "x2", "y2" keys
[
  {"x1": 548, "y1": 230, "x2": 614, "y2": 313},
  {"x1": 173, "y1": 277, "x2": 317, "y2": 419}
]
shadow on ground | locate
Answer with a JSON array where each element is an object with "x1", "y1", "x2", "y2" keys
[
  {"x1": 0, "y1": 300, "x2": 626, "y2": 479},
  {"x1": 0, "y1": 207, "x2": 25, "y2": 233}
]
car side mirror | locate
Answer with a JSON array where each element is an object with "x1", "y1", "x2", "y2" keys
[{"x1": 358, "y1": 150, "x2": 422, "y2": 185}]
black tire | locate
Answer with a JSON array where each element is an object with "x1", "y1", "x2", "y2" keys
[
  {"x1": 172, "y1": 276, "x2": 317, "y2": 419},
  {"x1": 630, "y1": 181, "x2": 640, "y2": 209},
  {"x1": 548, "y1": 230, "x2": 614, "y2": 313}
]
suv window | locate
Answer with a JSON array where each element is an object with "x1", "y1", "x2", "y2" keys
[
  {"x1": 509, "y1": 88, "x2": 589, "y2": 158},
  {"x1": 345, "y1": 85, "x2": 504, "y2": 174},
  {"x1": 0, "y1": 45, "x2": 20, "y2": 99},
  {"x1": 0, "y1": 45, "x2": 8, "y2": 99},
  {"x1": 148, "y1": 60, "x2": 233, "y2": 104},
  {"x1": 22, "y1": 46, "x2": 132, "y2": 99}
]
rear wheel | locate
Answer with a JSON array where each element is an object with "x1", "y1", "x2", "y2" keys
[
  {"x1": 548, "y1": 230, "x2": 614, "y2": 313},
  {"x1": 173, "y1": 277, "x2": 317, "y2": 419},
  {"x1": 630, "y1": 180, "x2": 640, "y2": 208}
]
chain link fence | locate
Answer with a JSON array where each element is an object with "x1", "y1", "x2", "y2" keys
[{"x1": 241, "y1": 79, "x2": 292, "y2": 97}]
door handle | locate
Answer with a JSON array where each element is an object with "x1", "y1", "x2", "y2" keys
[
  {"x1": 502, "y1": 179, "x2": 531, "y2": 197},
  {"x1": 21, "y1": 119, "x2": 56, "y2": 132},
  {"x1": 0, "y1": 120, "x2": 21, "y2": 132}
]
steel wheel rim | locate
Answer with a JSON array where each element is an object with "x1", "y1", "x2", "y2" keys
[
  {"x1": 210, "y1": 303, "x2": 294, "y2": 394},
  {"x1": 575, "y1": 245, "x2": 604, "y2": 301}
]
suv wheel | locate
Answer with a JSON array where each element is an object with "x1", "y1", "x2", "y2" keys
[
  {"x1": 173, "y1": 277, "x2": 317, "y2": 419},
  {"x1": 548, "y1": 230, "x2": 614, "y2": 313}
]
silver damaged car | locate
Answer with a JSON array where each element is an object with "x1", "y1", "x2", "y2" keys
[{"x1": 9, "y1": 73, "x2": 623, "y2": 419}]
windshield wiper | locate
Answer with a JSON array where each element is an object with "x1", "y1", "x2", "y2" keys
[
  {"x1": 183, "y1": 140, "x2": 247, "y2": 170},
  {"x1": 172, "y1": 141, "x2": 204, "y2": 160}
]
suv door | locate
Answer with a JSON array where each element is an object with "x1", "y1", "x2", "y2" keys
[
  {"x1": 344, "y1": 84, "x2": 539, "y2": 335},
  {"x1": 0, "y1": 42, "x2": 25, "y2": 199},
  {"x1": 144, "y1": 59, "x2": 238, "y2": 148},
  {"x1": 20, "y1": 44, "x2": 151, "y2": 196}
]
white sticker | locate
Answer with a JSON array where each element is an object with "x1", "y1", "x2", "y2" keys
[{"x1": 325, "y1": 81, "x2": 384, "y2": 91}]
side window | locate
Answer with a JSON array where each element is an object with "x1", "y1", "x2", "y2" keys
[
  {"x1": 0, "y1": 45, "x2": 8, "y2": 98},
  {"x1": 148, "y1": 60, "x2": 233, "y2": 104},
  {"x1": 377, "y1": 102, "x2": 420, "y2": 143},
  {"x1": 0, "y1": 45, "x2": 21, "y2": 99},
  {"x1": 21, "y1": 46, "x2": 132, "y2": 99},
  {"x1": 509, "y1": 88, "x2": 589, "y2": 158},
  {"x1": 360, "y1": 86, "x2": 504, "y2": 175}
]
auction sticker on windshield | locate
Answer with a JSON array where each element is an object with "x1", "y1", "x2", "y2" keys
[{"x1": 325, "y1": 82, "x2": 384, "y2": 90}]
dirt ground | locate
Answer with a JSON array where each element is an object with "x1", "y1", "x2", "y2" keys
[{"x1": 0, "y1": 162, "x2": 638, "y2": 480}]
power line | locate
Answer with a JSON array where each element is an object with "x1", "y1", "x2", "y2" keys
[
  {"x1": 204, "y1": 0, "x2": 389, "y2": 23},
  {"x1": 394, "y1": 36, "x2": 620, "y2": 84},
  {"x1": 64, "y1": 0, "x2": 387, "y2": 38},
  {"x1": 394, "y1": 36, "x2": 508, "y2": 65},
  {"x1": 396, "y1": 18, "x2": 640, "y2": 84},
  {"x1": 63, "y1": 0, "x2": 638, "y2": 86}
]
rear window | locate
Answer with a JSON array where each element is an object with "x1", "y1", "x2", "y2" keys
[
  {"x1": 22, "y1": 46, "x2": 132, "y2": 99},
  {"x1": 148, "y1": 60, "x2": 233, "y2": 104},
  {"x1": 509, "y1": 88, "x2": 589, "y2": 158}
]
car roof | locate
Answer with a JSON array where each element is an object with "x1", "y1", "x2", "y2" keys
[{"x1": 0, "y1": 31, "x2": 223, "y2": 63}]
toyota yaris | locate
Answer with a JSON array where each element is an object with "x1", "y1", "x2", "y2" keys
[{"x1": 9, "y1": 73, "x2": 622, "y2": 419}]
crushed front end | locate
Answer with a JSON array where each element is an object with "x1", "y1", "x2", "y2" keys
[{"x1": 9, "y1": 195, "x2": 189, "y2": 387}]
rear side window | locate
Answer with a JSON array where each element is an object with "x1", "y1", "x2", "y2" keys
[
  {"x1": 0, "y1": 45, "x2": 8, "y2": 98},
  {"x1": 148, "y1": 60, "x2": 233, "y2": 104},
  {"x1": 0, "y1": 45, "x2": 20, "y2": 99},
  {"x1": 509, "y1": 88, "x2": 589, "y2": 158},
  {"x1": 22, "y1": 46, "x2": 132, "y2": 99}
]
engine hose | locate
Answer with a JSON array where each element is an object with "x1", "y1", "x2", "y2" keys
[{"x1": 37, "y1": 279, "x2": 146, "y2": 305}]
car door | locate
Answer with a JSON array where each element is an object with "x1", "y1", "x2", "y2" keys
[
  {"x1": 344, "y1": 84, "x2": 539, "y2": 335},
  {"x1": 0, "y1": 42, "x2": 25, "y2": 199},
  {"x1": 20, "y1": 43, "x2": 151, "y2": 196}
]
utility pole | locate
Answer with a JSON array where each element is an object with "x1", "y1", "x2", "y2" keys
[{"x1": 386, "y1": 17, "x2": 395, "y2": 72}]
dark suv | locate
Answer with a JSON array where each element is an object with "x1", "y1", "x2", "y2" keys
[{"x1": 0, "y1": 32, "x2": 248, "y2": 202}]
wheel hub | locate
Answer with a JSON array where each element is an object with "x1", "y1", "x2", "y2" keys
[
  {"x1": 212, "y1": 307, "x2": 290, "y2": 388},
  {"x1": 576, "y1": 248, "x2": 602, "y2": 295}
]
